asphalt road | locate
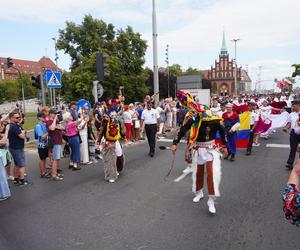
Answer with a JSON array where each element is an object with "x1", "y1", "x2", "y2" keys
[{"x1": 0, "y1": 131, "x2": 299, "y2": 250}]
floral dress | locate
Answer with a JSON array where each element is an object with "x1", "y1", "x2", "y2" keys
[{"x1": 282, "y1": 184, "x2": 300, "y2": 226}]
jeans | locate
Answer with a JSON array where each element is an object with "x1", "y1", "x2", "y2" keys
[{"x1": 69, "y1": 136, "x2": 81, "y2": 162}]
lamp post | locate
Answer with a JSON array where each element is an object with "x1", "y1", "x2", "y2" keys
[
  {"x1": 231, "y1": 38, "x2": 240, "y2": 95},
  {"x1": 165, "y1": 44, "x2": 170, "y2": 97},
  {"x1": 52, "y1": 37, "x2": 59, "y2": 108},
  {"x1": 152, "y1": 0, "x2": 159, "y2": 103}
]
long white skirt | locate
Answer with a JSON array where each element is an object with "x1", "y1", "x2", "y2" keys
[{"x1": 80, "y1": 128, "x2": 89, "y2": 163}]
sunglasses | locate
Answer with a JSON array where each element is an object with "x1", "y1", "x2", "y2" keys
[{"x1": 14, "y1": 116, "x2": 21, "y2": 119}]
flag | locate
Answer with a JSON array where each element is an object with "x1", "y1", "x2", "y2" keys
[{"x1": 216, "y1": 112, "x2": 251, "y2": 148}]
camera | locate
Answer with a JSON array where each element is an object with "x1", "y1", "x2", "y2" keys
[{"x1": 55, "y1": 111, "x2": 63, "y2": 122}]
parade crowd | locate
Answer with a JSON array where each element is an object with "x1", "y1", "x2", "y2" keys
[{"x1": 0, "y1": 91, "x2": 300, "y2": 225}]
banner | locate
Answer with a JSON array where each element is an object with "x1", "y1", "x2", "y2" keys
[{"x1": 216, "y1": 112, "x2": 251, "y2": 148}]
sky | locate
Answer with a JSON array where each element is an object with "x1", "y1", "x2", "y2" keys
[{"x1": 0, "y1": 0, "x2": 300, "y2": 90}]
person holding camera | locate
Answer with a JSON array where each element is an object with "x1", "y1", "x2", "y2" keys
[
  {"x1": 35, "y1": 112, "x2": 50, "y2": 178},
  {"x1": 283, "y1": 99, "x2": 300, "y2": 170},
  {"x1": 46, "y1": 109, "x2": 64, "y2": 181},
  {"x1": 8, "y1": 111, "x2": 30, "y2": 186}
]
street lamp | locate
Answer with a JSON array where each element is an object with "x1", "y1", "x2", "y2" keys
[
  {"x1": 231, "y1": 38, "x2": 240, "y2": 95},
  {"x1": 165, "y1": 44, "x2": 170, "y2": 97},
  {"x1": 52, "y1": 37, "x2": 59, "y2": 108}
]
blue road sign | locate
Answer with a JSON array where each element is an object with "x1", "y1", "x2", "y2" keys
[{"x1": 46, "y1": 71, "x2": 62, "y2": 89}]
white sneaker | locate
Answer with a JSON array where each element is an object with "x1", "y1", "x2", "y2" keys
[
  {"x1": 117, "y1": 172, "x2": 120, "y2": 176},
  {"x1": 7, "y1": 176, "x2": 15, "y2": 181},
  {"x1": 183, "y1": 166, "x2": 193, "y2": 174},
  {"x1": 193, "y1": 191, "x2": 204, "y2": 202},
  {"x1": 109, "y1": 179, "x2": 115, "y2": 183},
  {"x1": 207, "y1": 198, "x2": 216, "y2": 214}
]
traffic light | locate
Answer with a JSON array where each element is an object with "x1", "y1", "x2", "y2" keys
[
  {"x1": 6, "y1": 57, "x2": 14, "y2": 68},
  {"x1": 96, "y1": 53, "x2": 109, "y2": 81},
  {"x1": 31, "y1": 75, "x2": 41, "y2": 89}
]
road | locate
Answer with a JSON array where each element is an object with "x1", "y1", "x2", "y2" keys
[{"x1": 0, "y1": 131, "x2": 299, "y2": 250}]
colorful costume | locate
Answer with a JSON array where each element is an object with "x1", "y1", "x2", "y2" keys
[
  {"x1": 174, "y1": 90, "x2": 227, "y2": 214},
  {"x1": 99, "y1": 99, "x2": 125, "y2": 183},
  {"x1": 282, "y1": 184, "x2": 300, "y2": 226},
  {"x1": 222, "y1": 111, "x2": 240, "y2": 161}
]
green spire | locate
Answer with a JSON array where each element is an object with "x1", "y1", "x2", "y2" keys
[{"x1": 220, "y1": 31, "x2": 228, "y2": 55}]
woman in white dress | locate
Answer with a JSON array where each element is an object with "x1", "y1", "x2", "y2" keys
[{"x1": 78, "y1": 104, "x2": 91, "y2": 164}]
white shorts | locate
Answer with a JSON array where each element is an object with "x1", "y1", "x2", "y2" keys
[
  {"x1": 115, "y1": 141, "x2": 123, "y2": 157},
  {"x1": 193, "y1": 148, "x2": 213, "y2": 165}
]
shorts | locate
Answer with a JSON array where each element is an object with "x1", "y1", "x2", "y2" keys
[
  {"x1": 0, "y1": 149, "x2": 13, "y2": 167},
  {"x1": 38, "y1": 147, "x2": 48, "y2": 160},
  {"x1": 52, "y1": 144, "x2": 62, "y2": 160},
  {"x1": 9, "y1": 148, "x2": 26, "y2": 167}
]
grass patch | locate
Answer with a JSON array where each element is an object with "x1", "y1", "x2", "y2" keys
[
  {"x1": 23, "y1": 116, "x2": 37, "y2": 131},
  {"x1": 25, "y1": 141, "x2": 37, "y2": 150},
  {"x1": 25, "y1": 112, "x2": 37, "y2": 117}
]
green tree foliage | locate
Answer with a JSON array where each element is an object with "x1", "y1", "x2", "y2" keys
[
  {"x1": 292, "y1": 64, "x2": 300, "y2": 77},
  {"x1": 168, "y1": 64, "x2": 183, "y2": 76},
  {"x1": 57, "y1": 15, "x2": 149, "y2": 103},
  {"x1": 0, "y1": 74, "x2": 38, "y2": 103},
  {"x1": 184, "y1": 67, "x2": 201, "y2": 75}
]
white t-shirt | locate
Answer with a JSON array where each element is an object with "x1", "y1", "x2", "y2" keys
[
  {"x1": 210, "y1": 106, "x2": 222, "y2": 117},
  {"x1": 250, "y1": 111, "x2": 259, "y2": 125},
  {"x1": 141, "y1": 109, "x2": 160, "y2": 125},
  {"x1": 288, "y1": 112, "x2": 300, "y2": 129},
  {"x1": 122, "y1": 111, "x2": 132, "y2": 124}
]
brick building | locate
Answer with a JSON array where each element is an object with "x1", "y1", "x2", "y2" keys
[
  {"x1": 207, "y1": 33, "x2": 251, "y2": 96},
  {"x1": 0, "y1": 56, "x2": 57, "y2": 80}
]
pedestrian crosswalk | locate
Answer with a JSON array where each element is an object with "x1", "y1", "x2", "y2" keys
[{"x1": 157, "y1": 138, "x2": 290, "y2": 149}]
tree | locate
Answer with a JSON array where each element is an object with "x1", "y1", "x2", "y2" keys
[
  {"x1": 57, "y1": 15, "x2": 149, "y2": 103},
  {"x1": 184, "y1": 67, "x2": 201, "y2": 75},
  {"x1": 169, "y1": 64, "x2": 183, "y2": 77},
  {"x1": 0, "y1": 74, "x2": 38, "y2": 103},
  {"x1": 292, "y1": 64, "x2": 300, "y2": 77}
]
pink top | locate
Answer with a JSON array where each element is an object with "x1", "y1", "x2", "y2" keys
[{"x1": 66, "y1": 121, "x2": 78, "y2": 137}]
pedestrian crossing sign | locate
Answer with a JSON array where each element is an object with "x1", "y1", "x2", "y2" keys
[{"x1": 46, "y1": 71, "x2": 62, "y2": 89}]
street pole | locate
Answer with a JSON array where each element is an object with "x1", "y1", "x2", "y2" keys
[
  {"x1": 152, "y1": 0, "x2": 159, "y2": 103},
  {"x1": 165, "y1": 44, "x2": 170, "y2": 97},
  {"x1": 52, "y1": 37, "x2": 59, "y2": 108},
  {"x1": 231, "y1": 38, "x2": 240, "y2": 95},
  {"x1": 40, "y1": 74, "x2": 46, "y2": 106}
]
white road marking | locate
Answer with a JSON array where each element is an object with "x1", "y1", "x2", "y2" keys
[
  {"x1": 174, "y1": 172, "x2": 190, "y2": 182},
  {"x1": 157, "y1": 138, "x2": 185, "y2": 143},
  {"x1": 266, "y1": 144, "x2": 290, "y2": 148}
]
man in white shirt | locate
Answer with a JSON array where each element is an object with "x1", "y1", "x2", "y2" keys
[
  {"x1": 283, "y1": 99, "x2": 300, "y2": 169},
  {"x1": 141, "y1": 102, "x2": 160, "y2": 157}
]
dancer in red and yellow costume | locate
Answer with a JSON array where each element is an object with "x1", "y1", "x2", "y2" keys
[
  {"x1": 99, "y1": 99, "x2": 125, "y2": 183},
  {"x1": 171, "y1": 90, "x2": 227, "y2": 214}
]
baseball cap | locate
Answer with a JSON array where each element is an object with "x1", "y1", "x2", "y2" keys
[{"x1": 37, "y1": 112, "x2": 45, "y2": 118}]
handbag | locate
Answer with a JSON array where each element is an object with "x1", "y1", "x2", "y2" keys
[{"x1": 135, "y1": 120, "x2": 140, "y2": 129}]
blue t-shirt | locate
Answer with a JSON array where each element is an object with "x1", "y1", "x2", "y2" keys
[
  {"x1": 69, "y1": 109, "x2": 78, "y2": 121},
  {"x1": 35, "y1": 122, "x2": 48, "y2": 148},
  {"x1": 8, "y1": 123, "x2": 24, "y2": 149},
  {"x1": 136, "y1": 107, "x2": 143, "y2": 120}
]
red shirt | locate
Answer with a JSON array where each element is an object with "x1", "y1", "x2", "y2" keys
[{"x1": 46, "y1": 119, "x2": 63, "y2": 145}]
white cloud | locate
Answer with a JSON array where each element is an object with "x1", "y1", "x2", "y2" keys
[
  {"x1": 1, "y1": 0, "x2": 299, "y2": 91},
  {"x1": 247, "y1": 59, "x2": 295, "y2": 90}
]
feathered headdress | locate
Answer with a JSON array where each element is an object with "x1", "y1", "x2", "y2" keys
[
  {"x1": 176, "y1": 90, "x2": 206, "y2": 114},
  {"x1": 106, "y1": 98, "x2": 122, "y2": 114}
]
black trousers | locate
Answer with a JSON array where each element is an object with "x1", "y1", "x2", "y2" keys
[
  {"x1": 247, "y1": 125, "x2": 254, "y2": 152},
  {"x1": 287, "y1": 130, "x2": 300, "y2": 165},
  {"x1": 145, "y1": 124, "x2": 157, "y2": 154}
]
